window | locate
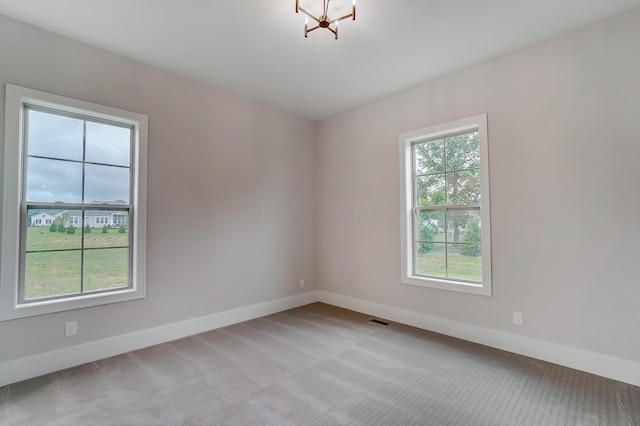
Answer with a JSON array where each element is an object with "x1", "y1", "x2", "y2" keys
[
  {"x1": 400, "y1": 114, "x2": 491, "y2": 296},
  {"x1": 113, "y1": 214, "x2": 128, "y2": 226},
  {"x1": 1, "y1": 84, "x2": 148, "y2": 320}
]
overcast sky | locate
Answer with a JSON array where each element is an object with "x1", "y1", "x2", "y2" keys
[{"x1": 26, "y1": 109, "x2": 131, "y2": 203}]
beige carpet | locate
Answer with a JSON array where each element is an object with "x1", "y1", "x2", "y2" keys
[{"x1": 1, "y1": 303, "x2": 639, "y2": 425}]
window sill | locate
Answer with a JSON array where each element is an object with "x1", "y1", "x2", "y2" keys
[
  {"x1": 401, "y1": 274, "x2": 492, "y2": 296},
  {"x1": 0, "y1": 287, "x2": 145, "y2": 321}
]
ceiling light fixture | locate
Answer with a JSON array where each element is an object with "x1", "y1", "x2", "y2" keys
[{"x1": 295, "y1": 0, "x2": 356, "y2": 40}]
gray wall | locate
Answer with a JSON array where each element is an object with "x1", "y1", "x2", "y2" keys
[
  {"x1": 316, "y1": 8, "x2": 640, "y2": 363},
  {"x1": 0, "y1": 15, "x2": 317, "y2": 363}
]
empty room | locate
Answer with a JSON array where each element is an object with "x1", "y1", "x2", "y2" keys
[{"x1": 1, "y1": 0, "x2": 639, "y2": 424}]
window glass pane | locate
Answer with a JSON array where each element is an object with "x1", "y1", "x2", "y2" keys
[
  {"x1": 446, "y1": 170, "x2": 480, "y2": 205},
  {"x1": 416, "y1": 210, "x2": 444, "y2": 244},
  {"x1": 85, "y1": 121, "x2": 131, "y2": 167},
  {"x1": 445, "y1": 209, "x2": 480, "y2": 244},
  {"x1": 84, "y1": 164, "x2": 130, "y2": 203},
  {"x1": 26, "y1": 208, "x2": 82, "y2": 251},
  {"x1": 84, "y1": 210, "x2": 130, "y2": 249},
  {"x1": 415, "y1": 243, "x2": 446, "y2": 277},
  {"x1": 26, "y1": 157, "x2": 82, "y2": 203},
  {"x1": 445, "y1": 132, "x2": 479, "y2": 171},
  {"x1": 447, "y1": 244, "x2": 482, "y2": 282},
  {"x1": 83, "y1": 248, "x2": 129, "y2": 292},
  {"x1": 416, "y1": 175, "x2": 445, "y2": 207},
  {"x1": 26, "y1": 109, "x2": 83, "y2": 161},
  {"x1": 24, "y1": 251, "x2": 81, "y2": 300},
  {"x1": 415, "y1": 139, "x2": 444, "y2": 175}
]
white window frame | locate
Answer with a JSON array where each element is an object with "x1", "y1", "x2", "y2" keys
[
  {"x1": 399, "y1": 114, "x2": 492, "y2": 296},
  {"x1": 1, "y1": 84, "x2": 148, "y2": 320}
]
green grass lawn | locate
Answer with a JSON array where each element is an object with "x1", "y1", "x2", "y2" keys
[
  {"x1": 24, "y1": 227, "x2": 129, "y2": 300},
  {"x1": 416, "y1": 233, "x2": 482, "y2": 281}
]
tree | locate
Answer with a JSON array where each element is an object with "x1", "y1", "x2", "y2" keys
[
  {"x1": 414, "y1": 132, "x2": 480, "y2": 244},
  {"x1": 66, "y1": 225, "x2": 76, "y2": 234},
  {"x1": 459, "y1": 219, "x2": 481, "y2": 257},
  {"x1": 60, "y1": 211, "x2": 71, "y2": 225},
  {"x1": 84, "y1": 224, "x2": 91, "y2": 234},
  {"x1": 49, "y1": 222, "x2": 57, "y2": 232},
  {"x1": 118, "y1": 224, "x2": 127, "y2": 234},
  {"x1": 417, "y1": 220, "x2": 436, "y2": 253},
  {"x1": 54, "y1": 211, "x2": 71, "y2": 233},
  {"x1": 102, "y1": 225, "x2": 108, "y2": 234}
]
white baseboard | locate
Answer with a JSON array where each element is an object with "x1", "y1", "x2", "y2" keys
[
  {"x1": 316, "y1": 291, "x2": 640, "y2": 388},
  {"x1": 3, "y1": 289, "x2": 639, "y2": 388},
  {"x1": 0, "y1": 291, "x2": 319, "y2": 387}
]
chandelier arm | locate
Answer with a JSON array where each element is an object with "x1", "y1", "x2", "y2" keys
[
  {"x1": 307, "y1": 25, "x2": 321, "y2": 32},
  {"x1": 297, "y1": 6, "x2": 321, "y2": 23},
  {"x1": 330, "y1": 12, "x2": 354, "y2": 23}
]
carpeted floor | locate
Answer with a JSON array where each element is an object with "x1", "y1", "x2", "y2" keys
[{"x1": 1, "y1": 302, "x2": 639, "y2": 425}]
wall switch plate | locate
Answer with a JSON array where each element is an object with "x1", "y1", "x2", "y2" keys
[
  {"x1": 65, "y1": 321, "x2": 78, "y2": 337},
  {"x1": 513, "y1": 312, "x2": 524, "y2": 326},
  {"x1": 299, "y1": 279, "x2": 305, "y2": 288}
]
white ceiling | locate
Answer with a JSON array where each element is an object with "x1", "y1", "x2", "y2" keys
[{"x1": 1, "y1": 0, "x2": 639, "y2": 120}]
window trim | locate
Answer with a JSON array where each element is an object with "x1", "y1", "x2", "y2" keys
[
  {"x1": 1, "y1": 84, "x2": 148, "y2": 320},
  {"x1": 399, "y1": 114, "x2": 492, "y2": 296}
]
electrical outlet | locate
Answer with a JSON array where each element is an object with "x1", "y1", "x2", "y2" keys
[
  {"x1": 65, "y1": 321, "x2": 78, "y2": 337},
  {"x1": 512, "y1": 312, "x2": 523, "y2": 326},
  {"x1": 299, "y1": 279, "x2": 305, "y2": 288}
]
